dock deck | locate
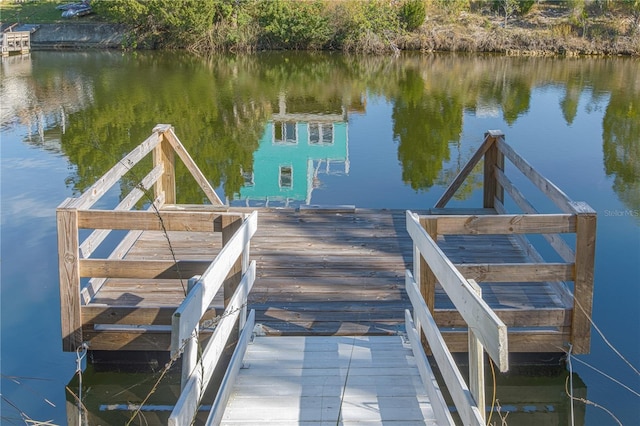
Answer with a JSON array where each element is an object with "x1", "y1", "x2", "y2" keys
[{"x1": 81, "y1": 207, "x2": 573, "y2": 353}]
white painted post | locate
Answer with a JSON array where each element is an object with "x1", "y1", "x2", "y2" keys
[
  {"x1": 468, "y1": 279, "x2": 485, "y2": 420},
  {"x1": 181, "y1": 276, "x2": 201, "y2": 390}
]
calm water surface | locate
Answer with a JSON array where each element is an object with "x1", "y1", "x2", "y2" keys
[{"x1": 1, "y1": 51, "x2": 639, "y2": 425}]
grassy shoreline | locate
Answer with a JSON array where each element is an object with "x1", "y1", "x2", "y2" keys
[{"x1": 1, "y1": 0, "x2": 638, "y2": 56}]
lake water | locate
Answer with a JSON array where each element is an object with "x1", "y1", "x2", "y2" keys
[{"x1": 1, "y1": 51, "x2": 638, "y2": 425}]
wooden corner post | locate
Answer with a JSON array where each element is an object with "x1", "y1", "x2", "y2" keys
[
  {"x1": 153, "y1": 124, "x2": 176, "y2": 206},
  {"x1": 222, "y1": 215, "x2": 244, "y2": 344},
  {"x1": 222, "y1": 216, "x2": 244, "y2": 307},
  {"x1": 483, "y1": 130, "x2": 505, "y2": 209},
  {"x1": 57, "y1": 198, "x2": 82, "y2": 351},
  {"x1": 418, "y1": 217, "x2": 438, "y2": 316},
  {"x1": 571, "y1": 203, "x2": 597, "y2": 354}
]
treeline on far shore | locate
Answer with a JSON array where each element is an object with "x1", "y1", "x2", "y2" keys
[{"x1": 92, "y1": 0, "x2": 640, "y2": 55}]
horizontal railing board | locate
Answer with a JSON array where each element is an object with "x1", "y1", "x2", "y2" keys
[
  {"x1": 77, "y1": 210, "x2": 230, "y2": 232},
  {"x1": 494, "y1": 167, "x2": 576, "y2": 262},
  {"x1": 439, "y1": 329, "x2": 570, "y2": 353},
  {"x1": 455, "y1": 262, "x2": 574, "y2": 282},
  {"x1": 406, "y1": 276, "x2": 485, "y2": 425},
  {"x1": 81, "y1": 305, "x2": 218, "y2": 325},
  {"x1": 406, "y1": 211, "x2": 508, "y2": 371},
  {"x1": 433, "y1": 214, "x2": 576, "y2": 235},
  {"x1": 79, "y1": 164, "x2": 164, "y2": 259},
  {"x1": 79, "y1": 259, "x2": 212, "y2": 279},
  {"x1": 434, "y1": 307, "x2": 571, "y2": 327},
  {"x1": 497, "y1": 139, "x2": 577, "y2": 214}
]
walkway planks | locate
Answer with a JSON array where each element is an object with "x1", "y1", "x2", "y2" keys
[
  {"x1": 83, "y1": 207, "x2": 572, "y2": 352},
  {"x1": 220, "y1": 335, "x2": 440, "y2": 425}
]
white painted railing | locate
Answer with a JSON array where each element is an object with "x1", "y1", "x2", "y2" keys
[
  {"x1": 406, "y1": 210, "x2": 509, "y2": 423},
  {"x1": 169, "y1": 211, "x2": 258, "y2": 426}
]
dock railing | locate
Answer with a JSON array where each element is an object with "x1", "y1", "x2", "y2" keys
[
  {"x1": 169, "y1": 213, "x2": 257, "y2": 425},
  {"x1": 406, "y1": 211, "x2": 509, "y2": 424},
  {"x1": 57, "y1": 124, "x2": 232, "y2": 352},
  {"x1": 431, "y1": 130, "x2": 596, "y2": 354}
]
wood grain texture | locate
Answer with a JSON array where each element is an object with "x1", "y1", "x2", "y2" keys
[
  {"x1": 57, "y1": 201, "x2": 82, "y2": 351},
  {"x1": 571, "y1": 211, "x2": 597, "y2": 354},
  {"x1": 79, "y1": 207, "x2": 576, "y2": 354}
]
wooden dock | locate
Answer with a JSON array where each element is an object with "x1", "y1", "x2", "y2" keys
[
  {"x1": 58, "y1": 125, "x2": 595, "y2": 424},
  {"x1": 2, "y1": 28, "x2": 30, "y2": 56}
]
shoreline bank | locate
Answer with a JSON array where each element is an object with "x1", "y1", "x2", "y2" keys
[{"x1": 6, "y1": 21, "x2": 638, "y2": 57}]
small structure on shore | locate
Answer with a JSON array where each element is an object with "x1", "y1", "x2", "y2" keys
[{"x1": 2, "y1": 24, "x2": 31, "y2": 56}]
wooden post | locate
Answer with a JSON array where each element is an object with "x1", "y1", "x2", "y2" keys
[
  {"x1": 58, "y1": 199, "x2": 82, "y2": 351},
  {"x1": 413, "y1": 216, "x2": 437, "y2": 351},
  {"x1": 483, "y1": 130, "x2": 504, "y2": 209},
  {"x1": 571, "y1": 205, "x2": 597, "y2": 354},
  {"x1": 181, "y1": 276, "x2": 200, "y2": 390},
  {"x1": 222, "y1": 216, "x2": 244, "y2": 308},
  {"x1": 468, "y1": 279, "x2": 485, "y2": 421},
  {"x1": 222, "y1": 215, "x2": 244, "y2": 345},
  {"x1": 419, "y1": 217, "x2": 438, "y2": 315},
  {"x1": 153, "y1": 126, "x2": 176, "y2": 205}
]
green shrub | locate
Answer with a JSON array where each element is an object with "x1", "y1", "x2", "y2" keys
[
  {"x1": 400, "y1": 0, "x2": 426, "y2": 31},
  {"x1": 434, "y1": 0, "x2": 470, "y2": 16},
  {"x1": 331, "y1": 0, "x2": 401, "y2": 51},
  {"x1": 256, "y1": 0, "x2": 332, "y2": 49}
]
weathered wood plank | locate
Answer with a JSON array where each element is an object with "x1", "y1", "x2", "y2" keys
[
  {"x1": 494, "y1": 167, "x2": 576, "y2": 262},
  {"x1": 77, "y1": 210, "x2": 229, "y2": 232},
  {"x1": 57, "y1": 200, "x2": 82, "y2": 351},
  {"x1": 440, "y1": 329, "x2": 570, "y2": 353},
  {"x1": 455, "y1": 262, "x2": 574, "y2": 282},
  {"x1": 497, "y1": 139, "x2": 576, "y2": 214},
  {"x1": 72, "y1": 132, "x2": 160, "y2": 210},
  {"x1": 79, "y1": 164, "x2": 163, "y2": 259},
  {"x1": 434, "y1": 214, "x2": 576, "y2": 235},
  {"x1": 419, "y1": 217, "x2": 437, "y2": 315},
  {"x1": 78, "y1": 207, "x2": 580, "y2": 355},
  {"x1": 81, "y1": 305, "x2": 218, "y2": 325},
  {"x1": 222, "y1": 215, "x2": 244, "y2": 309},
  {"x1": 79, "y1": 259, "x2": 211, "y2": 279},
  {"x1": 571, "y1": 208, "x2": 597, "y2": 354},
  {"x1": 153, "y1": 136, "x2": 176, "y2": 205},
  {"x1": 80, "y1": 328, "x2": 172, "y2": 351}
]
